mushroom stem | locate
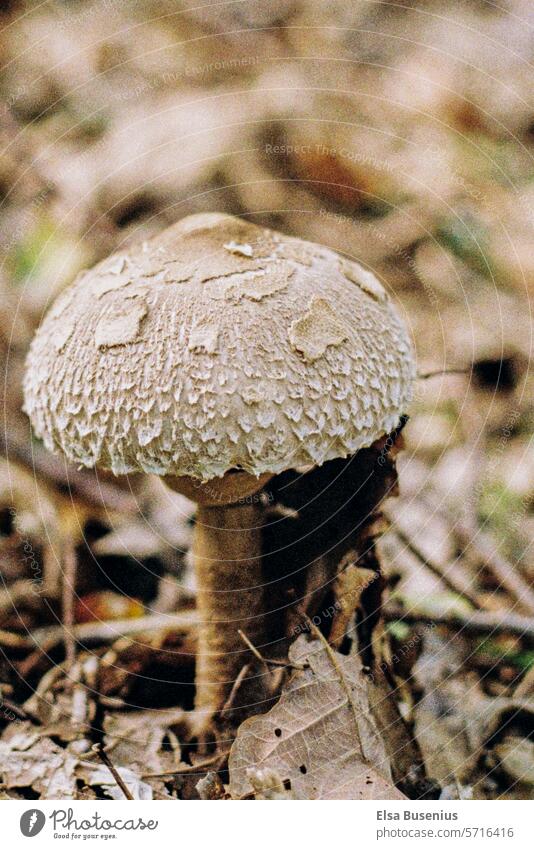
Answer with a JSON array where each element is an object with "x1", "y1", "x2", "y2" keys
[{"x1": 193, "y1": 500, "x2": 265, "y2": 723}]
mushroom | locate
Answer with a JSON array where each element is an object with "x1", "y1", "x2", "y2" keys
[{"x1": 23, "y1": 212, "x2": 415, "y2": 729}]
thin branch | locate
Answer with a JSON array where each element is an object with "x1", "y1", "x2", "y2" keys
[
  {"x1": 385, "y1": 517, "x2": 482, "y2": 609},
  {"x1": 453, "y1": 518, "x2": 534, "y2": 617},
  {"x1": 94, "y1": 743, "x2": 134, "y2": 800},
  {"x1": 219, "y1": 663, "x2": 250, "y2": 718},
  {"x1": 238, "y1": 629, "x2": 303, "y2": 670},
  {"x1": 0, "y1": 629, "x2": 32, "y2": 650},
  {"x1": 142, "y1": 755, "x2": 221, "y2": 779},
  {"x1": 0, "y1": 696, "x2": 31, "y2": 721},
  {"x1": 30, "y1": 610, "x2": 198, "y2": 651},
  {"x1": 303, "y1": 614, "x2": 366, "y2": 739},
  {"x1": 384, "y1": 603, "x2": 534, "y2": 640},
  {"x1": 513, "y1": 663, "x2": 534, "y2": 699},
  {"x1": 419, "y1": 490, "x2": 534, "y2": 616}
]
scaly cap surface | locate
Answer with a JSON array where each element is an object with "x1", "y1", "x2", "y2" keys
[{"x1": 23, "y1": 213, "x2": 415, "y2": 481}]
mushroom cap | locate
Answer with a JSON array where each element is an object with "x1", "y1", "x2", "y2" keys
[{"x1": 23, "y1": 213, "x2": 415, "y2": 481}]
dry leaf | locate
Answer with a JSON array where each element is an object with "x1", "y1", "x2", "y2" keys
[
  {"x1": 228, "y1": 635, "x2": 405, "y2": 800},
  {"x1": 0, "y1": 729, "x2": 78, "y2": 798},
  {"x1": 76, "y1": 763, "x2": 152, "y2": 800},
  {"x1": 412, "y1": 633, "x2": 484, "y2": 789},
  {"x1": 103, "y1": 708, "x2": 186, "y2": 775},
  {"x1": 413, "y1": 630, "x2": 534, "y2": 795}
]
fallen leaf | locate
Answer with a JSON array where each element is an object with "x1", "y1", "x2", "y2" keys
[
  {"x1": 76, "y1": 763, "x2": 152, "y2": 800},
  {"x1": 228, "y1": 635, "x2": 405, "y2": 800},
  {"x1": 103, "y1": 707, "x2": 186, "y2": 775},
  {"x1": 0, "y1": 729, "x2": 78, "y2": 798},
  {"x1": 411, "y1": 631, "x2": 534, "y2": 797},
  {"x1": 412, "y1": 632, "x2": 484, "y2": 789}
]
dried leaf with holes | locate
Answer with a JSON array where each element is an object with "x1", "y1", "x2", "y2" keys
[{"x1": 228, "y1": 636, "x2": 406, "y2": 800}]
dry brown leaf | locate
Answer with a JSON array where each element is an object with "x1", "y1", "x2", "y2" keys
[
  {"x1": 228, "y1": 635, "x2": 405, "y2": 800},
  {"x1": 103, "y1": 707, "x2": 186, "y2": 775},
  {"x1": 75, "y1": 763, "x2": 153, "y2": 800},
  {"x1": 329, "y1": 560, "x2": 375, "y2": 648},
  {"x1": 412, "y1": 633, "x2": 483, "y2": 790},
  {"x1": 0, "y1": 728, "x2": 78, "y2": 798}
]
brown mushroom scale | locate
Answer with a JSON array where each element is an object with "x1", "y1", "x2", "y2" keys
[{"x1": 23, "y1": 213, "x2": 415, "y2": 728}]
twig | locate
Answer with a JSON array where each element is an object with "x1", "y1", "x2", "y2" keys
[
  {"x1": 0, "y1": 629, "x2": 32, "y2": 650},
  {"x1": 218, "y1": 663, "x2": 250, "y2": 718},
  {"x1": 303, "y1": 613, "x2": 335, "y2": 651},
  {"x1": 0, "y1": 696, "x2": 31, "y2": 721},
  {"x1": 142, "y1": 755, "x2": 222, "y2": 779},
  {"x1": 30, "y1": 610, "x2": 198, "y2": 652},
  {"x1": 513, "y1": 663, "x2": 534, "y2": 699},
  {"x1": 453, "y1": 519, "x2": 534, "y2": 617},
  {"x1": 385, "y1": 518, "x2": 482, "y2": 609},
  {"x1": 94, "y1": 743, "x2": 134, "y2": 800},
  {"x1": 238, "y1": 629, "x2": 303, "y2": 670},
  {"x1": 384, "y1": 603, "x2": 534, "y2": 640},
  {"x1": 99, "y1": 695, "x2": 130, "y2": 710},
  {"x1": 303, "y1": 614, "x2": 366, "y2": 739},
  {"x1": 419, "y1": 490, "x2": 534, "y2": 616}
]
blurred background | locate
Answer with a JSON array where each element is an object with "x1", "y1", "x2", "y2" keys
[{"x1": 0, "y1": 0, "x2": 533, "y2": 800}]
